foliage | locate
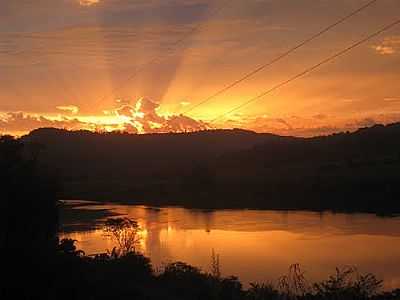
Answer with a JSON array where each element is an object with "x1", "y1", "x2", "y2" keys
[
  {"x1": 313, "y1": 267, "x2": 383, "y2": 299},
  {"x1": 278, "y1": 264, "x2": 310, "y2": 298},
  {"x1": 246, "y1": 283, "x2": 279, "y2": 300},
  {"x1": 103, "y1": 218, "x2": 142, "y2": 256},
  {"x1": 58, "y1": 238, "x2": 85, "y2": 257},
  {"x1": 211, "y1": 249, "x2": 221, "y2": 278}
]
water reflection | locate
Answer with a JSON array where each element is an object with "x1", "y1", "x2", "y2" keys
[{"x1": 60, "y1": 201, "x2": 400, "y2": 289}]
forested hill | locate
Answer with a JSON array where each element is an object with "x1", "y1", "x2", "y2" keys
[
  {"x1": 21, "y1": 124, "x2": 400, "y2": 212},
  {"x1": 22, "y1": 127, "x2": 283, "y2": 177}
]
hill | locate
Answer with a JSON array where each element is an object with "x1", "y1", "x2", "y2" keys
[
  {"x1": 22, "y1": 124, "x2": 400, "y2": 212},
  {"x1": 213, "y1": 123, "x2": 400, "y2": 212},
  {"x1": 22, "y1": 128, "x2": 281, "y2": 203}
]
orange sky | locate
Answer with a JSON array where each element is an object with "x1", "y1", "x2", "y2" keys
[{"x1": 1, "y1": 0, "x2": 400, "y2": 136}]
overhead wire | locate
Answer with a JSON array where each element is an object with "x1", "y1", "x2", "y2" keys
[
  {"x1": 210, "y1": 19, "x2": 400, "y2": 123},
  {"x1": 183, "y1": 0, "x2": 379, "y2": 115}
]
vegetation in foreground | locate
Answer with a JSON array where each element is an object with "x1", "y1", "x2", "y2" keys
[
  {"x1": 9, "y1": 236, "x2": 400, "y2": 300},
  {"x1": 1, "y1": 135, "x2": 400, "y2": 300}
]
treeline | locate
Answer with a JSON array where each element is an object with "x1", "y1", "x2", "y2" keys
[{"x1": 21, "y1": 124, "x2": 400, "y2": 213}]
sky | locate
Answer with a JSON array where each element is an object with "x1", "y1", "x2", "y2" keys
[{"x1": 0, "y1": 0, "x2": 399, "y2": 136}]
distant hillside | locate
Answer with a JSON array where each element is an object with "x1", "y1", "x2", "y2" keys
[
  {"x1": 23, "y1": 127, "x2": 281, "y2": 176},
  {"x1": 22, "y1": 124, "x2": 400, "y2": 212},
  {"x1": 213, "y1": 123, "x2": 400, "y2": 212},
  {"x1": 22, "y1": 128, "x2": 281, "y2": 201}
]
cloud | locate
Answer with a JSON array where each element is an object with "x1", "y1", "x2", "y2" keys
[
  {"x1": 116, "y1": 99, "x2": 131, "y2": 105},
  {"x1": 115, "y1": 105, "x2": 135, "y2": 118},
  {"x1": 0, "y1": 97, "x2": 209, "y2": 136},
  {"x1": 217, "y1": 111, "x2": 400, "y2": 137},
  {"x1": 313, "y1": 114, "x2": 328, "y2": 120},
  {"x1": 384, "y1": 97, "x2": 400, "y2": 102},
  {"x1": 341, "y1": 98, "x2": 361, "y2": 103},
  {"x1": 355, "y1": 117, "x2": 376, "y2": 128},
  {"x1": 56, "y1": 105, "x2": 79, "y2": 114},
  {"x1": 374, "y1": 45, "x2": 396, "y2": 55},
  {"x1": 180, "y1": 101, "x2": 191, "y2": 107},
  {"x1": 2, "y1": 107, "x2": 400, "y2": 138},
  {"x1": 0, "y1": 112, "x2": 86, "y2": 134},
  {"x1": 114, "y1": 98, "x2": 209, "y2": 133},
  {"x1": 373, "y1": 36, "x2": 400, "y2": 55},
  {"x1": 78, "y1": 0, "x2": 100, "y2": 6}
]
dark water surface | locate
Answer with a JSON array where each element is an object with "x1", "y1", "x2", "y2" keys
[{"x1": 60, "y1": 200, "x2": 400, "y2": 289}]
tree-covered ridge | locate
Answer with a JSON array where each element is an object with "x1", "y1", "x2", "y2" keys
[{"x1": 21, "y1": 123, "x2": 400, "y2": 212}]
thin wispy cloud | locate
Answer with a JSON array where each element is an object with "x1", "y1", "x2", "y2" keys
[
  {"x1": 78, "y1": 0, "x2": 100, "y2": 7},
  {"x1": 373, "y1": 36, "x2": 400, "y2": 55},
  {"x1": 57, "y1": 105, "x2": 80, "y2": 114},
  {"x1": 384, "y1": 97, "x2": 400, "y2": 102}
]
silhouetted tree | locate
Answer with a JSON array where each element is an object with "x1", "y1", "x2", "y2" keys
[{"x1": 103, "y1": 218, "x2": 142, "y2": 256}]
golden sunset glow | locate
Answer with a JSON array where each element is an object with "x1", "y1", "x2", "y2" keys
[
  {"x1": 1, "y1": 0, "x2": 399, "y2": 136},
  {"x1": 4, "y1": 2, "x2": 400, "y2": 298}
]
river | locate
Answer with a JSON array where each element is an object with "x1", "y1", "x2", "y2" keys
[{"x1": 60, "y1": 200, "x2": 400, "y2": 289}]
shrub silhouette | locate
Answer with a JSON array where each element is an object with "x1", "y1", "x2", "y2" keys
[
  {"x1": 58, "y1": 238, "x2": 85, "y2": 257},
  {"x1": 103, "y1": 217, "x2": 142, "y2": 256},
  {"x1": 246, "y1": 282, "x2": 279, "y2": 300},
  {"x1": 313, "y1": 267, "x2": 382, "y2": 299},
  {"x1": 278, "y1": 264, "x2": 310, "y2": 298}
]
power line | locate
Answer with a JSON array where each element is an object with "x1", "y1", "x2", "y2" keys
[
  {"x1": 97, "y1": 0, "x2": 230, "y2": 105},
  {"x1": 211, "y1": 19, "x2": 400, "y2": 123},
  {"x1": 183, "y1": 0, "x2": 379, "y2": 115}
]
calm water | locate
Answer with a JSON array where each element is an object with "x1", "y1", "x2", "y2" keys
[{"x1": 60, "y1": 201, "x2": 400, "y2": 289}]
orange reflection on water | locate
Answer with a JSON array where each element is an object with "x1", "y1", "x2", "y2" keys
[{"x1": 60, "y1": 202, "x2": 400, "y2": 289}]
